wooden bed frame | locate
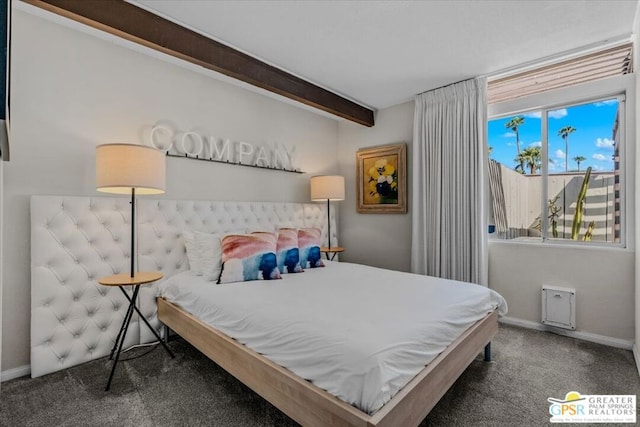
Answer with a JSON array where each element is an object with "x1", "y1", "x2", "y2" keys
[{"x1": 158, "y1": 298, "x2": 498, "y2": 426}]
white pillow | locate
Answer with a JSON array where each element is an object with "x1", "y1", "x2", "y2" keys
[
  {"x1": 183, "y1": 231, "x2": 204, "y2": 275},
  {"x1": 194, "y1": 231, "x2": 223, "y2": 281}
]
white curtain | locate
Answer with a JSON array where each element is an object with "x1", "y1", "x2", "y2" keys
[{"x1": 411, "y1": 77, "x2": 488, "y2": 285}]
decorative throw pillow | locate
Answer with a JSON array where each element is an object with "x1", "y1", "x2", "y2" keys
[
  {"x1": 218, "y1": 232, "x2": 282, "y2": 284},
  {"x1": 298, "y1": 227, "x2": 324, "y2": 269},
  {"x1": 276, "y1": 228, "x2": 303, "y2": 274}
]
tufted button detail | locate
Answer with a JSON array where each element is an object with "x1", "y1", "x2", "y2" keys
[{"x1": 74, "y1": 334, "x2": 79, "y2": 339}]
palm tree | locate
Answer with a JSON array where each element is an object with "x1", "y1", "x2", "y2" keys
[
  {"x1": 514, "y1": 154, "x2": 525, "y2": 174},
  {"x1": 522, "y1": 146, "x2": 542, "y2": 174},
  {"x1": 505, "y1": 116, "x2": 525, "y2": 172},
  {"x1": 573, "y1": 155, "x2": 586, "y2": 171},
  {"x1": 505, "y1": 116, "x2": 525, "y2": 155},
  {"x1": 558, "y1": 126, "x2": 576, "y2": 172},
  {"x1": 515, "y1": 146, "x2": 542, "y2": 175}
]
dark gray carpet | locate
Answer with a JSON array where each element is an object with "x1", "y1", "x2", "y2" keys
[{"x1": 1, "y1": 324, "x2": 639, "y2": 426}]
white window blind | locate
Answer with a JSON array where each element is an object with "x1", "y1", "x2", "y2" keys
[{"x1": 488, "y1": 43, "x2": 633, "y2": 104}]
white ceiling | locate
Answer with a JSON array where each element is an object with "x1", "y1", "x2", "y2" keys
[{"x1": 130, "y1": 0, "x2": 639, "y2": 111}]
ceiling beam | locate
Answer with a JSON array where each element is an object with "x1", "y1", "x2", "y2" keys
[{"x1": 23, "y1": 0, "x2": 375, "y2": 127}]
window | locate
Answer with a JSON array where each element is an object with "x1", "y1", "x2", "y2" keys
[{"x1": 488, "y1": 94, "x2": 625, "y2": 245}]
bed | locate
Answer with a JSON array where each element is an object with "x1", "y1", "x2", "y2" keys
[
  {"x1": 157, "y1": 261, "x2": 506, "y2": 426},
  {"x1": 30, "y1": 195, "x2": 506, "y2": 426}
]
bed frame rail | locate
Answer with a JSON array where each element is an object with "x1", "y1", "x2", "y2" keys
[{"x1": 158, "y1": 298, "x2": 498, "y2": 427}]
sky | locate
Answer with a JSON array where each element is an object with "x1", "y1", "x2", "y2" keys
[{"x1": 488, "y1": 98, "x2": 619, "y2": 173}]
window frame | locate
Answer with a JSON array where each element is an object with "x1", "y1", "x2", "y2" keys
[{"x1": 488, "y1": 74, "x2": 635, "y2": 249}]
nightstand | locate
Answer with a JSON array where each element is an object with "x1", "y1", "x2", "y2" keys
[
  {"x1": 320, "y1": 246, "x2": 345, "y2": 261},
  {"x1": 98, "y1": 271, "x2": 175, "y2": 391}
]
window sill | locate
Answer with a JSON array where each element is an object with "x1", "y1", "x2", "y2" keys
[{"x1": 488, "y1": 237, "x2": 630, "y2": 252}]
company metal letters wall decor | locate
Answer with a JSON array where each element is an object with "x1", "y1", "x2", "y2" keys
[{"x1": 148, "y1": 123, "x2": 302, "y2": 174}]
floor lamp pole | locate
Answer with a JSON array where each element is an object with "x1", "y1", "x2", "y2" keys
[
  {"x1": 327, "y1": 198, "x2": 331, "y2": 250},
  {"x1": 130, "y1": 187, "x2": 135, "y2": 278}
]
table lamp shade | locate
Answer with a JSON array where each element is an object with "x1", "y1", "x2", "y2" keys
[
  {"x1": 310, "y1": 175, "x2": 345, "y2": 201},
  {"x1": 96, "y1": 144, "x2": 165, "y2": 195}
]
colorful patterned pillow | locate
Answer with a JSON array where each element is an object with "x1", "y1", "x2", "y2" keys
[
  {"x1": 298, "y1": 228, "x2": 324, "y2": 269},
  {"x1": 276, "y1": 228, "x2": 303, "y2": 274},
  {"x1": 218, "y1": 232, "x2": 282, "y2": 284}
]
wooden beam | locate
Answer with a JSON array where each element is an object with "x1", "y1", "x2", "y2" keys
[{"x1": 23, "y1": 0, "x2": 375, "y2": 127}]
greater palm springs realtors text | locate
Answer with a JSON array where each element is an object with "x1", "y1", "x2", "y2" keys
[{"x1": 148, "y1": 124, "x2": 299, "y2": 171}]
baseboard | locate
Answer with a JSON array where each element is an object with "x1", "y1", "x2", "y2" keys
[
  {"x1": 499, "y1": 316, "x2": 633, "y2": 350},
  {"x1": 633, "y1": 345, "x2": 640, "y2": 377},
  {"x1": 0, "y1": 365, "x2": 30, "y2": 382}
]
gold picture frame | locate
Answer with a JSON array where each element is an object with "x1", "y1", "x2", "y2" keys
[{"x1": 356, "y1": 143, "x2": 407, "y2": 213}]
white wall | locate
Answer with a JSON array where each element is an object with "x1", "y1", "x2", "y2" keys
[
  {"x1": 337, "y1": 101, "x2": 413, "y2": 272},
  {"x1": 490, "y1": 242, "x2": 635, "y2": 340},
  {"x1": 634, "y1": 4, "x2": 640, "y2": 363},
  {"x1": 2, "y1": 8, "x2": 339, "y2": 372}
]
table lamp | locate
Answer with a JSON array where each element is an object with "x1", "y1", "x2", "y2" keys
[
  {"x1": 96, "y1": 143, "x2": 166, "y2": 277},
  {"x1": 310, "y1": 175, "x2": 345, "y2": 250}
]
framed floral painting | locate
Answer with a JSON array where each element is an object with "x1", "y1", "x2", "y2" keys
[{"x1": 356, "y1": 143, "x2": 407, "y2": 213}]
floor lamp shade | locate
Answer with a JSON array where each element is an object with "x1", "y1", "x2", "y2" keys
[
  {"x1": 96, "y1": 143, "x2": 166, "y2": 278},
  {"x1": 96, "y1": 144, "x2": 165, "y2": 195},
  {"x1": 310, "y1": 175, "x2": 344, "y2": 252},
  {"x1": 310, "y1": 175, "x2": 345, "y2": 201}
]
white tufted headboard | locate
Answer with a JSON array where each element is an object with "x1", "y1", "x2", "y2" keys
[{"x1": 31, "y1": 196, "x2": 336, "y2": 377}]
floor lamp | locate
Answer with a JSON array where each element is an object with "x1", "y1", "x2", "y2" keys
[
  {"x1": 96, "y1": 143, "x2": 166, "y2": 277},
  {"x1": 96, "y1": 143, "x2": 174, "y2": 391},
  {"x1": 310, "y1": 175, "x2": 345, "y2": 254}
]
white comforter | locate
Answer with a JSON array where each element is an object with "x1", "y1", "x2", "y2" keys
[{"x1": 159, "y1": 261, "x2": 507, "y2": 414}]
